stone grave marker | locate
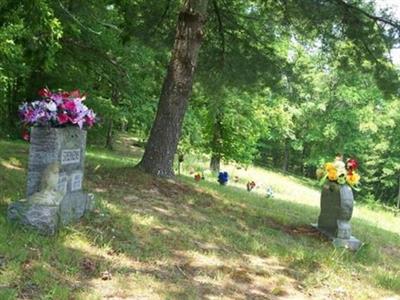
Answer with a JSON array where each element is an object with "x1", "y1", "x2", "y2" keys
[
  {"x1": 313, "y1": 181, "x2": 362, "y2": 251},
  {"x1": 8, "y1": 127, "x2": 94, "y2": 234}
]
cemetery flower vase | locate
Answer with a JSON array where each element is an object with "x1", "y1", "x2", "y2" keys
[{"x1": 8, "y1": 126, "x2": 94, "y2": 235}]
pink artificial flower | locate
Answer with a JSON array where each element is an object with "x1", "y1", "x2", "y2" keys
[
  {"x1": 57, "y1": 113, "x2": 69, "y2": 124},
  {"x1": 63, "y1": 100, "x2": 76, "y2": 111},
  {"x1": 85, "y1": 115, "x2": 94, "y2": 127}
]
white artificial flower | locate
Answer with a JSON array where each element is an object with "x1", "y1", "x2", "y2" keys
[
  {"x1": 46, "y1": 101, "x2": 57, "y2": 112},
  {"x1": 334, "y1": 160, "x2": 346, "y2": 176}
]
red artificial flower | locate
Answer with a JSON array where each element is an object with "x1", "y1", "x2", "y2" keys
[
  {"x1": 62, "y1": 91, "x2": 70, "y2": 98},
  {"x1": 347, "y1": 159, "x2": 358, "y2": 170},
  {"x1": 22, "y1": 130, "x2": 30, "y2": 142},
  {"x1": 38, "y1": 88, "x2": 51, "y2": 98},
  {"x1": 69, "y1": 89, "x2": 85, "y2": 99}
]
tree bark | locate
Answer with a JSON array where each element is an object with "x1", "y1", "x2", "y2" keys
[
  {"x1": 209, "y1": 110, "x2": 223, "y2": 173},
  {"x1": 105, "y1": 87, "x2": 119, "y2": 150},
  {"x1": 282, "y1": 140, "x2": 290, "y2": 172},
  {"x1": 210, "y1": 154, "x2": 221, "y2": 173},
  {"x1": 105, "y1": 118, "x2": 114, "y2": 150},
  {"x1": 397, "y1": 175, "x2": 400, "y2": 209},
  {"x1": 137, "y1": 0, "x2": 209, "y2": 177}
]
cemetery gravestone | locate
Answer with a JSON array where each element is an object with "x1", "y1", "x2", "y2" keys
[
  {"x1": 8, "y1": 127, "x2": 94, "y2": 234},
  {"x1": 314, "y1": 181, "x2": 362, "y2": 251}
]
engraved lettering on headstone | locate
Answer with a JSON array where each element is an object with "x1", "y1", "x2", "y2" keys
[
  {"x1": 29, "y1": 151, "x2": 58, "y2": 165},
  {"x1": 58, "y1": 173, "x2": 68, "y2": 194},
  {"x1": 61, "y1": 149, "x2": 81, "y2": 165},
  {"x1": 71, "y1": 172, "x2": 83, "y2": 191}
]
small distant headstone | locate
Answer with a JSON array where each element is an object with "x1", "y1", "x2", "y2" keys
[
  {"x1": 313, "y1": 181, "x2": 362, "y2": 251},
  {"x1": 266, "y1": 186, "x2": 274, "y2": 198},
  {"x1": 8, "y1": 127, "x2": 94, "y2": 235}
]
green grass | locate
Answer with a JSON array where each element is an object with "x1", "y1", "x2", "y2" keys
[{"x1": 0, "y1": 138, "x2": 400, "y2": 299}]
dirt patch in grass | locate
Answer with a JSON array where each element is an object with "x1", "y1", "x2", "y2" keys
[{"x1": 262, "y1": 219, "x2": 329, "y2": 242}]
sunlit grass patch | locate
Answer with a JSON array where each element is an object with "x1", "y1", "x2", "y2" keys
[
  {"x1": 375, "y1": 271, "x2": 400, "y2": 294},
  {"x1": 0, "y1": 138, "x2": 399, "y2": 299}
]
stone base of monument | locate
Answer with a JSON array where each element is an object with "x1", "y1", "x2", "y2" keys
[
  {"x1": 332, "y1": 236, "x2": 362, "y2": 251},
  {"x1": 8, "y1": 193, "x2": 94, "y2": 235},
  {"x1": 311, "y1": 224, "x2": 362, "y2": 251},
  {"x1": 313, "y1": 181, "x2": 363, "y2": 251}
]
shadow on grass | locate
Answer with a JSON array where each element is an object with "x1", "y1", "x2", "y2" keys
[
  {"x1": 81, "y1": 163, "x2": 400, "y2": 297},
  {"x1": 0, "y1": 140, "x2": 399, "y2": 298}
]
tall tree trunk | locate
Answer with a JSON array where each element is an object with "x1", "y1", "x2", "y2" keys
[
  {"x1": 210, "y1": 154, "x2": 221, "y2": 173},
  {"x1": 105, "y1": 118, "x2": 114, "y2": 149},
  {"x1": 105, "y1": 87, "x2": 119, "y2": 150},
  {"x1": 397, "y1": 175, "x2": 400, "y2": 209},
  {"x1": 282, "y1": 140, "x2": 290, "y2": 172},
  {"x1": 300, "y1": 143, "x2": 308, "y2": 176},
  {"x1": 9, "y1": 78, "x2": 21, "y2": 133},
  {"x1": 137, "y1": 0, "x2": 209, "y2": 177},
  {"x1": 210, "y1": 111, "x2": 223, "y2": 173}
]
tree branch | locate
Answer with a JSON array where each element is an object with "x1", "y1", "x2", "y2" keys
[
  {"x1": 212, "y1": 0, "x2": 225, "y2": 66},
  {"x1": 151, "y1": 0, "x2": 172, "y2": 32},
  {"x1": 332, "y1": 0, "x2": 400, "y2": 31},
  {"x1": 62, "y1": 37, "x2": 130, "y2": 79},
  {"x1": 58, "y1": 0, "x2": 101, "y2": 35}
]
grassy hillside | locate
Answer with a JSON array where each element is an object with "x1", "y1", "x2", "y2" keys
[{"x1": 0, "y1": 138, "x2": 399, "y2": 299}]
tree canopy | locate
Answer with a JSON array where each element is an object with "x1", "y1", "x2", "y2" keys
[{"x1": 1, "y1": 0, "x2": 400, "y2": 205}]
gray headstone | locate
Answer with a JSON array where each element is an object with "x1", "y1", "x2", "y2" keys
[
  {"x1": 313, "y1": 181, "x2": 362, "y2": 251},
  {"x1": 8, "y1": 127, "x2": 94, "y2": 234}
]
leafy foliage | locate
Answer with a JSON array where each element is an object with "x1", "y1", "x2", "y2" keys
[{"x1": 1, "y1": 0, "x2": 400, "y2": 204}]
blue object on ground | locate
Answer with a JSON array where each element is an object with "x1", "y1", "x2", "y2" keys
[{"x1": 218, "y1": 171, "x2": 229, "y2": 185}]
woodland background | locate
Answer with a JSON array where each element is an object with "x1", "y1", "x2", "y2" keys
[{"x1": 1, "y1": 0, "x2": 400, "y2": 206}]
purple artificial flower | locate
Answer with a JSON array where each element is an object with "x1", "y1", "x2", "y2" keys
[
  {"x1": 18, "y1": 88, "x2": 96, "y2": 128},
  {"x1": 50, "y1": 93, "x2": 63, "y2": 105}
]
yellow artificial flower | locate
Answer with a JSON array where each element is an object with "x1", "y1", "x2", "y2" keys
[
  {"x1": 346, "y1": 172, "x2": 360, "y2": 186},
  {"x1": 325, "y1": 163, "x2": 335, "y2": 172},
  {"x1": 328, "y1": 169, "x2": 338, "y2": 181}
]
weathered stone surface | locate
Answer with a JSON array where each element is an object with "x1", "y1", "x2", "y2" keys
[
  {"x1": 8, "y1": 201, "x2": 59, "y2": 235},
  {"x1": 59, "y1": 192, "x2": 94, "y2": 225},
  {"x1": 318, "y1": 182, "x2": 341, "y2": 236},
  {"x1": 27, "y1": 127, "x2": 87, "y2": 197},
  {"x1": 333, "y1": 236, "x2": 362, "y2": 251},
  {"x1": 315, "y1": 181, "x2": 362, "y2": 251},
  {"x1": 8, "y1": 127, "x2": 94, "y2": 235}
]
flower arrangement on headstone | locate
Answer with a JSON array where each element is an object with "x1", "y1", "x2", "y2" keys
[
  {"x1": 8, "y1": 88, "x2": 96, "y2": 235},
  {"x1": 246, "y1": 181, "x2": 256, "y2": 192},
  {"x1": 314, "y1": 154, "x2": 362, "y2": 250},
  {"x1": 266, "y1": 186, "x2": 274, "y2": 198},
  {"x1": 217, "y1": 171, "x2": 229, "y2": 185},
  {"x1": 194, "y1": 172, "x2": 204, "y2": 182}
]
